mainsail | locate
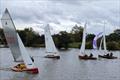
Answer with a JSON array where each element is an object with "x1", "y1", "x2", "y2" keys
[
  {"x1": 1, "y1": 8, "x2": 36, "y2": 69},
  {"x1": 1, "y1": 8, "x2": 22, "y2": 62},
  {"x1": 44, "y1": 24, "x2": 58, "y2": 54},
  {"x1": 103, "y1": 23, "x2": 107, "y2": 54},
  {"x1": 79, "y1": 23, "x2": 87, "y2": 55}
]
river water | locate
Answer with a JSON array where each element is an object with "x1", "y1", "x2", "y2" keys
[{"x1": 0, "y1": 48, "x2": 120, "y2": 80}]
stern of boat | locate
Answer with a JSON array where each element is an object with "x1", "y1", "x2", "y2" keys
[{"x1": 26, "y1": 68, "x2": 39, "y2": 74}]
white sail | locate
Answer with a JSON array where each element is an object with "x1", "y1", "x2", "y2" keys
[
  {"x1": 1, "y1": 8, "x2": 36, "y2": 69},
  {"x1": 103, "y1": 23, "x2": 107, "y2": 54},
  {"x1": 44, "y1": 24, "x2": 58, "y2": 55},
  {"x1": 1, "y1": 8, "x2": 22, "y2": 62},
  {"x1": 79, "y1": 23, "x2": 87, "y2": 55},
  {"x1": 99, "y1": 37, "x2": 103, "y2": 51},
  {"x1": 98, "y1": 37, "x2": 105, "y2": 55},
  {"x1": 17, "y1": 33, "x2": 35, "y2": 69}
]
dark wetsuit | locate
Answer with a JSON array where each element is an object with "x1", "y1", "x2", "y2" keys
[
  {"x1": 89, "y1": 53, "x2": 93, "y2": 57},
  {"x1": 31, "y1": 57, "x2": 34, "y2": 62}
]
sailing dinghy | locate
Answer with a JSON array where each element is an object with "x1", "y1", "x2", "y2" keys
[
  {"x1": 78, "y1": 23, "x2": 97, "y2": 60},
  {"x1": 1, "y1": 8, "x2": 39, "y2": 74},
  {"x1": 98, "y1": 24, "x2": 117, "y2": 59},
  {"x1": 44, "y1": 24, "x2": 60, "y2": 59}
]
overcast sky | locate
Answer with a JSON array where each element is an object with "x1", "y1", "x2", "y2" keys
[{"x1": 0, "y1": 0, "x2": 120, "y2": 34}]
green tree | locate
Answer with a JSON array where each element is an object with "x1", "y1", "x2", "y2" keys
[
  {"x1": 71, "y1": 24, "x2": 83, "y2": 42},
  {"x1": 107, "y1": 33, "x2": 120, "y2": 42},
  {"x1": 0, "y1": 28, "x2": 7, "y2": 45},
  {"x1": 107, "y1": 41, "x2": 120, "y2": 50},
  {"x1": 56, "y1": 31, "x2": 71, "y2": 49}
]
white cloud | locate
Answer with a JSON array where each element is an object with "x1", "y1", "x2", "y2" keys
[{"x1": 0, "y1": 0, "x2": 120, "y2": 34}]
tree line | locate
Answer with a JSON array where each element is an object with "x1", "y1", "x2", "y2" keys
[{"x1": 0, "y1": 25, "x2": 120, "y2": 50}]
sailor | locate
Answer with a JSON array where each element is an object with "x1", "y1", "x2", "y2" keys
[
  {"x1": 15, "y1": 64, "x2": 20, "y2": 68},
  {"x1": 106, "y1": 53, "x2": 109, "y2": 57},
  {"x1": 19, "y1": 63, "x2": 26, "y2": 69},
  {"x1": 31, "y1": 56, "x2": 34, "y2": 62},
  {"x1": 84, "y1": 54, "x2": 88, "y2": 57},
  {"x1": 110, "y1": 52, "x2": 113, "y2": 57},
  {"x1": 89, "y1": 53, "x2": 93, "y2": 57}
]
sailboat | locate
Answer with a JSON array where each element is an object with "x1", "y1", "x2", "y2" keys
[
  {"x1": 1, "y1": 8, "x2": 39, "y2": 73},
  {"x1": 98, "y1": 23, "x2": 117, "y2": 59},
  {"x1": 44, "y1": 24, "x2": 60, "y2": 59},
  {"x1": 78, "y1": 23, "x2": 97, "y2": 60}
]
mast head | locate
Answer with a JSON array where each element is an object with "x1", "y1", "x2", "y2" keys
[
  {"x1": 5, "y1": 8, "x2": 9, "y2": 14},
  {"x1": 1, "y1": 8, "x2": 10, "y2": 20},
  {"x1": 44, "y1": 23, "x2": 50, "y2": 30},
  {"x1": 46, "y1": 23, "x2": 49, "y2": 27}
]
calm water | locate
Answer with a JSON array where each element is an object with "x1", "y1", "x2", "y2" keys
[{"x1": 0, "y1": 48, "x2": 120, "y2": 80}]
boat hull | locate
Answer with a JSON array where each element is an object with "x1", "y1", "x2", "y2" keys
[
  {"x1": 11, "y1": 67, "x2": 39, "y2": 74},
  {"x1": 78, "y1": 55, "x2": 97, "y2": 60},
  {"x1": 98, "y1": 55, "x2": 117, "y2": 59},
  {"x1": 11, "y1": 67, "x2": 25, "y2": 72},
  {"x1": 44, "y1": 55, "x2": 60, "y2": 59},
  {"x1": 26, "y1": 68, "x2": 39, "y2": 74}
]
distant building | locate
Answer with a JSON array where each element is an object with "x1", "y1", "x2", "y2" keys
[{"x1": 114, "y1": 29, "x2": 120, "y2": 35}]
